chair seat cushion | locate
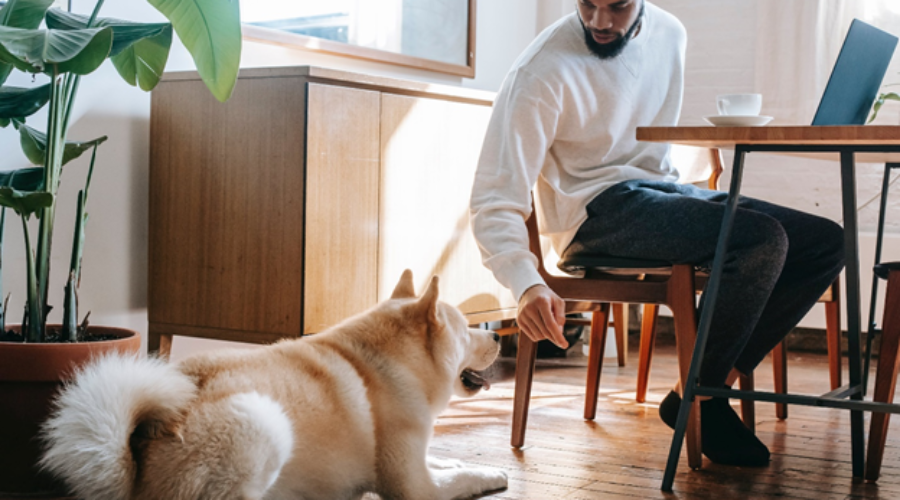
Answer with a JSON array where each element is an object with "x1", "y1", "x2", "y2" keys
[
  {"x1": 557, "y1": 251, "x2": 673, "y2": 275},
  {"x1": 874, "y1": 262, "x2": 900, "y2": 280}
]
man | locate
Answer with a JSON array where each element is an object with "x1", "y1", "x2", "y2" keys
[{"x1": 470, "y1": 0, "x2": 844, "y2": 467}]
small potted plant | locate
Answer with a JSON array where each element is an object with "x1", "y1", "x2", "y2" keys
[
  {"x1": 868, "y1": 77, "x2": 900, "y2": 123},
  {"x1": 0, "y1": 0, "x2": 241, "y2": 495}
]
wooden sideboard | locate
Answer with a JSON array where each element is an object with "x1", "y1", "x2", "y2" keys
[{"x1": 148, "y1": 66, "x2": 516, "y2": 354}]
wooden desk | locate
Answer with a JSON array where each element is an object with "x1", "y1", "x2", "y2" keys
[{"x1": 637, "y1": 125, "x2": 900, "y2": 491}]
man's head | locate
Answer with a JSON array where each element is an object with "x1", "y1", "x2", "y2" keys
[{"x1": 577, "y1": 0, "x2": 645, "y2": 59}]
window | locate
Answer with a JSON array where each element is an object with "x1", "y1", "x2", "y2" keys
[{"x1": 241, "y1": 0, "x2": 476, "y2": 77}]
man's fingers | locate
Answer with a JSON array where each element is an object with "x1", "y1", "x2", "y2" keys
[
  {"x1": 551, "y1": 297, "x2": 568, "y2": 348},
  {"x1": 517, "y1": 285, "x2": 570, "y2": 348},
  {"x1": 536, "y1": 299, "x2": 567, "y2": 349},
  {"x1": 518, "y1": 315, "x2": 544, "y2": 343}
]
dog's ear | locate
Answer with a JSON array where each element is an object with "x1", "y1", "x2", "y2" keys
[
  {"x1": 414, "y1": 276, "x2": 440, "y2": 326},
  {"x1": 391, "y1": 269, "x2": 417, "y2": 299}
]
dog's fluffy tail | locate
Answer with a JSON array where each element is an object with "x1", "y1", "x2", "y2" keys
[{"x1": 40, "y1": 354, "x2": 197, "y2": 500}]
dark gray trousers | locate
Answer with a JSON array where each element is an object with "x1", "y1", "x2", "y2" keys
[{"x1": 564, "y1": 179, "x2": 845, "y2": 386}]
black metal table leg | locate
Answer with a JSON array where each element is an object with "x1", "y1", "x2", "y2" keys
[
  {"x1": 661, "y1": 145, "x2": 749, "y2": 492},
  {"x1": 839, "y1": 150, "x2": 866, "y2": 478}
]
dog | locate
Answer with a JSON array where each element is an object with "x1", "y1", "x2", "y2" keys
[{"x1": 40, "y1": 270, "x2": 508, "y2": 500}]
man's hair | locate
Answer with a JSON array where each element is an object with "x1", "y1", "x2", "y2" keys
[{"x1": 581, "y1": 1, "x2": 646, "y2": 60}]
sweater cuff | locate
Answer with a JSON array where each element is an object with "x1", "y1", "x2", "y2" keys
[{"x1": 501, "y1": 259, "x2": 547, "y2": 303}]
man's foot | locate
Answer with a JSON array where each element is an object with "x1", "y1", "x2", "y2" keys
[{"x1": 658, "y1": 390, "x2": 770, "y2": 467}]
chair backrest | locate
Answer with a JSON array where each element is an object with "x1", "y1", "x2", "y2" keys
[{"x1": 670, "y1": 145, "x2": 724, "y2": 189}]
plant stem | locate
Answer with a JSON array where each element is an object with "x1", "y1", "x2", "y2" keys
[
  {"x1": 32, "y1": 70, "x2": 65, "y2": 340},
  {"x1": 56, "y1": 0, "x2": 106, "y2": 342},
  {"x1": 61, "y1": 0, "x2": 105, "y2": 158},
  {"x1": 83, "y1": 143, "x2": 98, "y2": 205},
  {"x1": 88, "y1": 0, "x2": 105, "y2": 25},
  {"x1": 22, "y1": 216, "x2": 42, "y2": 343},
  {"x1": 62, "y1": 191, "x2": 85, "y2": 341}
]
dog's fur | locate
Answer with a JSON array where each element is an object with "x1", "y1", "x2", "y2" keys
[{"x1": 41, "y1": 271, "x2": 507, "y2": 500}]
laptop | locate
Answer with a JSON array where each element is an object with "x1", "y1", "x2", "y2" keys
[{"x1": 812, "y1": 19, "x2": 899, "y2": 126}]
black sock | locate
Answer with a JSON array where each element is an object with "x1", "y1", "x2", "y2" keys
[{"x1": 658, "y1": 390, "x2": 770, "y2": 467}]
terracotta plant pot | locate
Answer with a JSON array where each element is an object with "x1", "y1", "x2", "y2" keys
[{"x1": 0, "y1": 326, "x2": 141, "y2": 497}]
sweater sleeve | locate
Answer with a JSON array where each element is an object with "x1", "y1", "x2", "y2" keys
[{"x1": 470, "y1": 73, "x2": 561, "y2": 301}]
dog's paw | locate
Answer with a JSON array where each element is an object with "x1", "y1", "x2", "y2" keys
[
  {"x1": 474, "y1": 467, "x2": 508, "y2": 493},
  {"x1": 427, "y1": 456, "x2": 465, "y2": 470}
]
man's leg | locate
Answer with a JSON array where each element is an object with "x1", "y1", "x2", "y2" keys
[
  {"x1": 565, "y1": 179, "x2": 842, "y2": 466},
  {"x1": 566, "y1": 179, "x2": 790, "y2": 387},
  {"x1": 725, "y1": 197, "x2": 845, "y2": 375}
]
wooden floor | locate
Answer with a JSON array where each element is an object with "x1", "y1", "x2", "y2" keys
[{"x1": 430, "y1": 339, "x2": 900, "y2": 499}]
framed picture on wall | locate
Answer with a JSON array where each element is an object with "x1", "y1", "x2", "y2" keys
[{"x1": 241, "y1": 0, "x2": 476, "y2": 77}]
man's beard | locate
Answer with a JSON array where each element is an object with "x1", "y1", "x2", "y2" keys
[{"x1": 582, "y1": 2, "x2": 645, "y2": 60}]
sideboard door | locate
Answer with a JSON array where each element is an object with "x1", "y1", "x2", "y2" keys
[
  {"x1": 378, "y1": 93, "x2": 516, "y2": 319},
  {"x1": 303, "y1": 83, "x2": 382, "y2": 334},
  {"x1": 149, "y1": 75, "x2": 308, "y2": 342}
]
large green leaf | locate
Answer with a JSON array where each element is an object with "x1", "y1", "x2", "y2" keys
[
  {"x1": 0, "y1": 185, "x2": 52, "y2": 217},
  {"x1": 0, "y1": 82, "x2": 49, "y2": 119},
  {"x1": 0, "y1": 0, "x2": 54, "y2": 29},
  {"x1": 45, "y1": 9, "x2": 172, "y2": 58},
  {"x1": 148, "y1": 0, "x2": 241, "y2": 102},
  {"x1": 45, "y1": 9, "x2": 174, "y2": 91},
  {"x1": 111, "y1": 26, "x2": 172, "y2": 91},
  {"x1": 17, "y1": 123, "x2": 107, "y2": 166},
  {"x1": 0, "y1": 166, "x2": 43, "y2": 190},
  {"x1": 0, "y1": 63, "x2": 10, "y2": 86},
  {"x1": 0, "y1": 25, "x2": 113, "y2": 75},
  {"x1": 0, "y1": 0, "x2": 55, "y2": 85}
]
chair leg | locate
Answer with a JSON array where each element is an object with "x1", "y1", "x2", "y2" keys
[
  {"x1": 772, "y1": 341, "x2": 788, "y2": 419},
  {"x1": 585, "y1": 305, "x2": 611, "y2": 420},
  {"x1": 826, "y1": 279, "x2": 843, "y2": 390},
  {"x1": 613, "y1": 303, "x2": 628, "y2": 367},
  {"x1": 668, "y1": 265, "x2": 702, "y2": 470},
  {"x1": 511, "y1": 331, "x2": 538, "y2": 448},
  {"x1": 866, "y1": 271, "x2": 900, "y2": 481},
  {"x1": 636, "y1": 304, "x2": 659, "y2": 404},
  {"x1": 739, "y1": 372, "x2": 756, "y2": 432}
]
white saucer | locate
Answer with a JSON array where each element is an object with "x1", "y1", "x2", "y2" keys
[{"x1": 704, "y1": 115, "x2": 774, "y2": 127}]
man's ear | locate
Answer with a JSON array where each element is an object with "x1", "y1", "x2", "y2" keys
[{"x1": 391, "y1": 269, "x2": 417, "y2": 299}]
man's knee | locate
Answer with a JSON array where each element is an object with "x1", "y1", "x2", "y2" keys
[{"x1": 734, "y1": 214, "x2": 790, "y2": 271}]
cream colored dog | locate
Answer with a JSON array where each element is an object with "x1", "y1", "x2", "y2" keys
[{"x1": 41, "y1": 271, "x2": 507, "y2": 500}]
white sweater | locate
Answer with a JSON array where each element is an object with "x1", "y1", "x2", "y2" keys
[{"x1": 469, "y1": 3, "x2": 687, "y2": 301}]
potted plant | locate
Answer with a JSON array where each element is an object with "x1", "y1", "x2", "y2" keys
[
  {"x1": 0, "y1": 0, "x2": 241, "y2": 495},
  {"x1": 868, "y1": 77, "x2": 900, "y2": 123}
]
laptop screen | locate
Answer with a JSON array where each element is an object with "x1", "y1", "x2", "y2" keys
[{"x1": 811, "y1": 19, "x2": 898, "y2": 126}]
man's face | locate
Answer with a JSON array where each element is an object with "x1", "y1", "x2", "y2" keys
[{"x1": 577, "y1": 0, "x2": 644, "y2": 59}]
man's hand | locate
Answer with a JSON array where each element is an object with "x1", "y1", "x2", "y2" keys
[{"x1": 517, "y1": 284, "x2": 568, "y2": 348}]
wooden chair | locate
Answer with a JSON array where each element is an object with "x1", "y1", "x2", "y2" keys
[
  {"x1": 511, "y1": 150, "x2": 707, "y2": 467},
  {"x1": 865, "y1": 262, "x2": 900, "y2": 481}
]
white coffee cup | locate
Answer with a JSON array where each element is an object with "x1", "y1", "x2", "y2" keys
[{"x1": 716, "y1": 94, "x2": 762, "y2": 116}]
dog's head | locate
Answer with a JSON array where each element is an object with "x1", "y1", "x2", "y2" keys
[{"x1": 388, "y1": 270, "x2": 501, "y2": 399}]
